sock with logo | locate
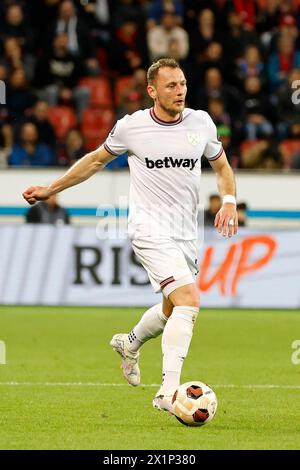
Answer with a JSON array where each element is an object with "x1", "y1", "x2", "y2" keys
[
  {"x1": 161, "y1": 306, "x2": 199, "y2": 391},
  {"x1": 127, "y1": 303, "x2": 169, "y2": 353}
]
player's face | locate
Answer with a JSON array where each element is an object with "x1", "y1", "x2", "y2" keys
[{"x1": 149, "y1": 67, "x2": 187, "y2": 118}]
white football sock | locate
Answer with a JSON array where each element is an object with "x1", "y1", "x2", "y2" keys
[
  {"x1": 127, "y1": 303, "x2": 168, "y2": 353},
  {"x1": 161, "y1": 306, "x2": 198, "y2": 391}
]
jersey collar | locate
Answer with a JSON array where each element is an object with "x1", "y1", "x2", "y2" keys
[{"x1": 150, "y1": 108, "x2": 183, "y2": 126}]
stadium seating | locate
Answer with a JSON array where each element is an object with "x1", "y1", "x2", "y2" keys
[
  {"x1": 114, "y1": 76, "x2": 133, "y2": 106},
  {"x1": 239, "y1": 139, "x2": 260, "y2": 153},
  {"x1": 81, "y1": 108, "x2": 115, "y2": 151},
  {"x1": 79, "y1": 77, "x2": 113, "y2": 108},
  {"x1": 47, "y1": 106, "x2": 77, "y2": 140},
  {"x1": 279, "y1": 139, "x2": 300, "y2": 168}
]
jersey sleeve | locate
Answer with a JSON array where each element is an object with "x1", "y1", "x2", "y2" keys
[
  {"x1": 203, "y1": 112, "x2": 223, "y2": 161},
  {"x1": 104, "y1": 116, "x2": 129, "y2": 156}
]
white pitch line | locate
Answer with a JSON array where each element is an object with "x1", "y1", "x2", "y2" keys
[
  {"x1": 0, "y1": 382, "x2": 299, "y2": 390},
  {"x1": 0, "y1": 382, "x2": 159, "y2": 387}
]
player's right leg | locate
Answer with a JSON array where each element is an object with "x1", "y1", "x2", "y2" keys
[
  {"x1": 111, "y1": 237, "x2": 198, "y2": 389},
  {"x1": 110, "y1": 299, "x2": 172, "y2": 386}
]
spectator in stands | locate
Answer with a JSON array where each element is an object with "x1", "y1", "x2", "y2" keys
[
  {"x1": 241, "y1": 137, "x2": 283, "y2": 169},
  {"x1": 167, "y1": 38, "x2": 190, "y2": 72},
  {"x1": 58, "y1": 129, "x2": 86, "y2": 166},
  {"x1": 276, "y1": 68, "x2": 300, "y2": 140},
  {"x1": 280, "y1": 14, "x2": 299, "y2": 45},
  {"x1": 203, "y1": 194, "x2": 222, "y2": 226},
  {"x1": 147, "y1": 12, "x2": 189, "y2": 61},
  {"x1": 74, "y1": 0, "x2": 112, "y2": 47},
  {"x1": 207, "y1": 97, "x2": 231, "y2": 129},
  {"x1": 116, "y1": 68, "x2": 152, "y2": 115},
  {"x1": 268, "y1": 31, "x2": 300, "y2": 89},
  {"x1": 216, "y1": 125, "x2": 241, "y2": 169},
  {"x1": 35, "y1": 33, "x2": 89, "y2": 120},
  {"x1": 199, "y1": 41, "x2": 225, "y2": 77},
  {"x1": 0, "y1": 63, "x2": 7, "y2": 91},
  {"x1": 26, "y1": 100, "x2": 56, "y2": 151},
  {"x1": 147, "y1": 0, "x2": 184, "y2": 28},
  {"x1": 0, "y1": 123, "x2": 13, "y2": 168},
  {"x1": 290, "y1": 122, "x2": 300, "y2": 139},
  {"x1": 183, "y1": 0, "x2": 221, "y2": 33},
  {"x1": 48, "y1": 0, "x2": 99, "y2": 75},
  {"x1": 196, "y1": 67, "x2": 242, "y2": 118},
  {"x1": 232, "y1": 0, "x2": 257, "y2": 31},
  {"x1": 243, "y1": 76, "x2": 273, "y2": 140},
  {"x1": 25, "y1": 194, "x2": 70, "y2": 225},
  {"x1": 255, "y1": 0, "x2": 280, "y2": 46},
  {"x1": 1, "y1": 36, "x2": 35, "y2": 83},
  {"x1": 0, "y1": 0, "x2": 298, "y2": 175},
  {"x1": 8, "y1": 122, "x2": 55, "y2": 166},
  {"x1": 237, "y1": 202, "x2": 248, "y2": 226},
  {"x1": 235, "y1": 45, "x2": 265, "y2": 89},
  {"x1": 0, "y1": 64, "x2": 9, "y2": 155},
  {"x1": 28, "y1": 0, "x2": 61, "y2": 45},
  {"x1": 189, "y1": 9, "x2": 222, "y2": 66},
  {"x1": 6, "y1": 68, "x2": 36, "y2": 121},
  {"x1": 223, "y1": 10, "x2": 259, "y2": 68},
  {"x1": 269, "y1": 14, "x2": 300, "y2": 52},
  {"x1": 1, "y1": 3, "x2": 33, "y2": 52},
  {"x1": 112, "y1": 0, "x2": 147, "y2": 29},
  {"x1": 109, "y1": 17, "x2": 148, "y2": 75}
]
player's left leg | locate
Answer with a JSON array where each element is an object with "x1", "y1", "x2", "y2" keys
[
  {"x1": 110, "y1": 298, "x2": 172, "y2": 386},
  {"x1": 153, "y1": 282, "x2": 199, "y2": 412},
  {"x1": 127, "y1": 296, "x2": 173, "y2": 352}
]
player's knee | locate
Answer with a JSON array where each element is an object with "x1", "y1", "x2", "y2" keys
[
  {"x1": 169, "y1": 284, "x2": 200, "y2": 309},
  {"x1": 175, "y1": 295, "x2": 199, "y2": 309}
]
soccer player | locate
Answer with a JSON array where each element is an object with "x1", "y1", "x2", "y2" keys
[{"x1": 22, "y1": 58, "x2": 238, "y2": 413}]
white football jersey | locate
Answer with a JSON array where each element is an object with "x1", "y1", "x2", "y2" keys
[{"x1": 104, "y1": 107, "x2": 222, "y2": 240}]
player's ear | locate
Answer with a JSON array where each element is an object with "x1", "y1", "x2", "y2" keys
[{"x1": 147, "y1": 84, "x2": 156, "y2": 100}]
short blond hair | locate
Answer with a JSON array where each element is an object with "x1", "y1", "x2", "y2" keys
[{"x1": 147, "y1": 58, "x2": 182, "y2": 84}]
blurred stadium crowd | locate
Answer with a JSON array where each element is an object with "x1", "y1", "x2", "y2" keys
[{"x1": 0, "y1": 0, "x2": 300, "y2": 170}]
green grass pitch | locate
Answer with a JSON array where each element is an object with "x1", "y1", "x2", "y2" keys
[{"x1": 0, "y1": 306, "x2": 300, "y2": 450}]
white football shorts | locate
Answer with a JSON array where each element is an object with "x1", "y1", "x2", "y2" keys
[{"x1": 131, "y1": 237, "x2": 199, "y2": 297}]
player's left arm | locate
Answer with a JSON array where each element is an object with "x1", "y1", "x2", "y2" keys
[{"x1": 209, "y1": 150, "x2": 238, "y2": 237}]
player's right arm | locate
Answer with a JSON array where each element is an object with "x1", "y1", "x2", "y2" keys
[{"x1": 22, "y1": 145, "x2": 115, "y2": 205}]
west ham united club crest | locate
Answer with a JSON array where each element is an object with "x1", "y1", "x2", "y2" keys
[{"x1": 187, "y1": 131, "x2": 201, "y2": 146}]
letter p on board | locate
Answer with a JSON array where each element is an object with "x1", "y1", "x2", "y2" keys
[
  {"x1": 0, "y1": 340, "x2": 6, "y2": 364},
  {"x1": 0, "y1": 81, "x2": 6, "y2": 105}
]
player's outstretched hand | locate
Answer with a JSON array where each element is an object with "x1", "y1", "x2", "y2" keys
[
  {"x1": 214, "y1": 203, "x2": 238, "y2": 238},
  {"x1": 22, "y1": 186, "x2": 52, "y2": 205}
]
